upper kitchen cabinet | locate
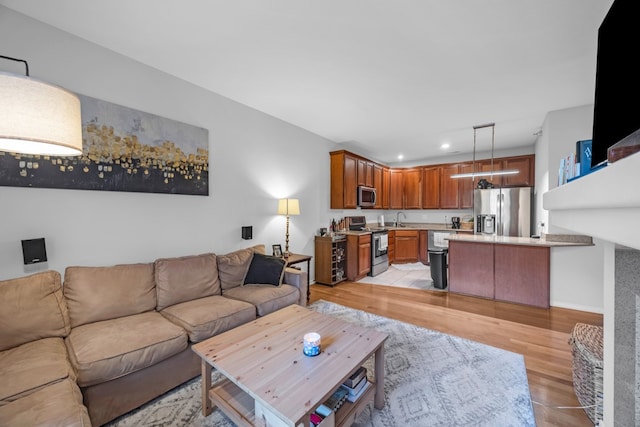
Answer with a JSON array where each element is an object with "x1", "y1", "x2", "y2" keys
[
  {"x1": 502, "y1": 155, "x2": 534, "y2": 187},
  {"x1": 330, "y1": 150, "x2": 534, "y2": 210},
  {"x1": 389, "y1": 169, "x2": 404, "y2": 209},
  {"x1": 475, "y1": 155, "x2": 534, "y2": 188},
  {"x1": 330, "y1": 150, "x2": 389, "y2": 209},
  {"x1": 373, "y1": 164, "x2": 384, "y2": 209},
  {"x1": 403, "y1": 168, "x2": 422, "y2": 209},
  {"x1": 357, "y1": 158, "x2": 374, "y2": 187},
  {"x1": 421, "y1": 166, "x2": 440, "y2": 209},
  {"x1": 330, "y1": 151, "x2": 358, "y2": 209},
  {"x1": 381, "y1": 166, "x2": 390, "y2": 209},
  {"x1": 390, "y1": 168, "x2": 421, "y2": 209},
  {"x1": 458, "y1": 162, "x2": 474, "y2": 209},
  {"x1": 477, "y1": 159, "x2": 504, "y2": 188},
  {"x1": 440, "y1": 164, "x2": 461, "y2": 209}
]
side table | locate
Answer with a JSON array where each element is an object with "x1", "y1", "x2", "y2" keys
[{"x1": 284, "y1": 253, "x2": 312, "y2": 304}]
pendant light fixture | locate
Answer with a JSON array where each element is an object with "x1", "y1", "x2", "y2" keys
[
  {"x1": 0, "y1": 55, "x2": 83, "y2": 156},
  {"x1": 450, "y1": 122, "x2": 518, "y2": 183}
]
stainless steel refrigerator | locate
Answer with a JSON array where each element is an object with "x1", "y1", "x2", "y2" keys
[{"x1": 473, "y1": 187, "x2": 532, "y2": 237}]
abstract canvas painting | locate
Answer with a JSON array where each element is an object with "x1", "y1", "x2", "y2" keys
[{"x1": 0, "y1": 94, "x2": 209, "y2": 195}]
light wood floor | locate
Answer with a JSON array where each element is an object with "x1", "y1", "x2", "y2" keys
[{"x1": 309, "y1": 281, "x2": 603, "y2": 427}]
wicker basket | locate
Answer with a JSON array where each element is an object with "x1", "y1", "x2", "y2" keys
[{"x1": 568, "y1": 323, "x2": 603, "y2": 425}]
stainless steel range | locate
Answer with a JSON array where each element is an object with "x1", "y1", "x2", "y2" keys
[
  {"x1": 370, "y1": 228, "x2": 389, "y2": 276},
  {"x1": 347, "y1": 216, "x2": 389, "y2": 277}
]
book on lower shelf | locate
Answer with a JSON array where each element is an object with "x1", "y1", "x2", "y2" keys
[
  {"x1": 343, "y1": 366, "x2": 366, "y2": 388},
  {"x1": 340, "y1": 374, "x2": 367, "y2": 397},
  {"x1": 340, "y1": 380, "x2": 372, "y2": 403}
]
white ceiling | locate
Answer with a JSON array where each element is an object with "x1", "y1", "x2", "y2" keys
[{"x1": 0, "y1": 0, "x2": 613, "y2": 164}]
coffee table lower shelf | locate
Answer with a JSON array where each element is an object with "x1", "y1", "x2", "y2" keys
[{"x1": 209, "y1": 378, "x2": 375, "y2": 427}]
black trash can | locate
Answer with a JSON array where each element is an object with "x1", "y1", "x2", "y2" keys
[{"x1": 428, "y1": 248, "x2": 448, "y2": 289}]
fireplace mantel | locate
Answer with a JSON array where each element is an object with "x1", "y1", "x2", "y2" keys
[{"x1": 543, "y1": 151, "x2": 640, "y2": 250}]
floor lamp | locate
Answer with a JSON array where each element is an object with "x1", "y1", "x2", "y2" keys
[{"x1": 277, "y1": 198, "x2": 300, "y2": 257}]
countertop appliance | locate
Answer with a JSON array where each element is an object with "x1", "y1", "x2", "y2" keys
[
  {"x1": 474, "y1": 187, "x2": 532, "y2": 237},
  {"x1": 451, "y1": 217, "x2": 461, "y2": 229},
  {"x1": 346, "y1": 216, "x2": 389, "y2": 276}
]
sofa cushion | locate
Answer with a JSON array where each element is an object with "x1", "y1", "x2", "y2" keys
[
  {"x1": 243, "y1": 253, "x2": 286, "y2": 287},
  {"x1": 0, "y1": 270, "x2": 70, "y2": 352},
  {"x1": 217, "y1": 245, "x2": 265, "y2": 290},
  {"x1": 223, "y1": 284, "x2": 300, "y2": 316},
  {"x1": 0, "y1": 337, "x2": 75, "y2": 404},
  {"x1": 160, "y1": 295, "x2": 256, "y2": 343},
  {"x1": 64, "y1": 263, "x2": 156, "y2": 328},
  {"x1": 0, "y1": 377, "x2": 90, "y2": 427},
  {"x1": 155, "y1": 253, "x2": 221, "y2": 311},
  {"x1": 65, "y1": 311, "x2": 187, "y2": 387}
]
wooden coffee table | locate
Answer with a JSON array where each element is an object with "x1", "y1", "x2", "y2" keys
[{"x1": 191, "y1": 304, "x2": 387, "y2": 427}]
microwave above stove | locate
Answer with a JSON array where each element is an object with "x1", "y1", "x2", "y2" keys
[{"x1": 357, "y1": 186, "x2": 376, "y2": 208}]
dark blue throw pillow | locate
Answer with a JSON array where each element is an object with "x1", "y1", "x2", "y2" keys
[{"x1": 243, "y1": 253, "x2": 286, "y2": 286}]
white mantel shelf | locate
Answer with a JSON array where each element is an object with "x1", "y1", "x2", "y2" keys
[{"x1": 543, "y1": 151, "x2": 640, "y2": 250}]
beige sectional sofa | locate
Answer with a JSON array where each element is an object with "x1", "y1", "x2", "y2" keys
[{"x1": 0, "y1": 244, "x2": 307, "y2": 426}]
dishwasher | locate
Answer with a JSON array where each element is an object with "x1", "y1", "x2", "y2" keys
[{"x1": 427, "y1": 230, "x2": 456, "y2": 289}]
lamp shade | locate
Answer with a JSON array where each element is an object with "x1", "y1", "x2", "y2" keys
[
  {"x1": 0, "y1": 72, "x2": 83, "y2": 156},
  {"x1": 278, "y1": 198, "x2": 300, "y2": 216}
]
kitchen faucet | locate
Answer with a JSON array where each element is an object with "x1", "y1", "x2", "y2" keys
[{"x1": 396, "y1": 211, "x2": 407, "y2": 227}]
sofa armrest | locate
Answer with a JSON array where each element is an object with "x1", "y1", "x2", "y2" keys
[{"x1": 283, "y1": 267, "x2": 308, "y2": 306}]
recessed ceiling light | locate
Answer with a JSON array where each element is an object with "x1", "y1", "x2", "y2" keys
[
  {"x1": 397, "y1": 154, "x2": 404, "y2": 160},
  {"x1": 441, "y1": 143, "x2": 450, "y2": 149}
]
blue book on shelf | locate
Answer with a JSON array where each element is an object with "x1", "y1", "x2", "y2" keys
[{"x1": 576, "y1": 139, "x2": 592, "y2": 176}]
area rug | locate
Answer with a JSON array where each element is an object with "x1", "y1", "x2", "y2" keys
[
  {"x1": 105, "y1": 301, "x2": 535, "y2": 427},
  {"x1": 357, "y1": 262, "x2": 446, "y2": 291}
]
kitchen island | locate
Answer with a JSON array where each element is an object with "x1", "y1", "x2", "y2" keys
[{"x1": 446, "y1": 233, "x2": 593, "y2": 308}]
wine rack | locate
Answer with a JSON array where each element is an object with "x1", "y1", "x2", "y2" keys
[{"x1": 314, "y1": 235, "x2": 347, "y2": 286}]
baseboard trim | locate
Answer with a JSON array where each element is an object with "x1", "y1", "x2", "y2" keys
[{"x1": 551, "y1": 300, "x2": 604, "y2": 314}]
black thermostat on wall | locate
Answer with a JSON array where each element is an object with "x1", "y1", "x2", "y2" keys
[{"x1": 21, "y1": 238, "x2": 47, "y2": 265}]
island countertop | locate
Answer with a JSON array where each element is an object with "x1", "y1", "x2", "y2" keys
[{"x1": 446, "y1": 233, "x2": 593, "y2": 247}]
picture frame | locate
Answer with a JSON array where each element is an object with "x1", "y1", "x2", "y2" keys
[{"x1": 272, "y1": 244, "x2": 283, "y2": 258}]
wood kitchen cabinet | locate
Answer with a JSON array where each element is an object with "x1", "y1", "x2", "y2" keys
[
  {"x1": 346, "y1": 234, "x2": 371, "y2": 281},
  {"x1": 422, "y1": 166, "x2": 440, "y2": 209},
  {"x1": 373, "y1": 164, "x2": 384, "y2": 209},
  {"x1": 403, "y1": 168, "x2": 422, "y2": 209},
  {"x1": 330, "y1": 150, "x2": 534, "y2": 211},
  {"x1": 394, "y1": 229, "x2": 419, "y2": 263},
  {"x1": 439, "y1": 162, "x2": 475, "y2": 209},
  {"x1": 381, "y1": 167, "x2": 391, "y2": 209},
  {"x1": 502, "y1": 155, "x2": 534, "y2": 187},
  {"x1": 387, "y1": 230, "x2": 395, "y2": 263},
  {"x1": 390, "y1": 168, "x2": 421, "y2": 209},
  {"x1": 357, "y1": 159, "x2": 374, "y2": 187},
  {"x1": 458, "y1": 162, "x2": 474, "y2": 209},
  {"x1": 389, "y1": 169, "x2": 404, "y2": 209},
  {"x1": 440, "y1": 164, "x2": 461, "y2": 209},
  {"x1": 474, "y1": 155, "x2": 534, "y2": 188},
  {"x1": 418, "y1": 230, "x2": 428, "y2": 264},
  {"x1": 314, "y1": 235, "x2": 347, "y2": 286},
  {"x1": 330, "y1": 151, "x2": 358, "y2": 209},
  {"x1": 477, "y1": 159, "x2": 504, "y2": 188}
]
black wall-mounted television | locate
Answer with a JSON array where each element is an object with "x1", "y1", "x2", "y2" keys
[{"x1": 591, "y1": 0, "x2": 640, "y2": 168}]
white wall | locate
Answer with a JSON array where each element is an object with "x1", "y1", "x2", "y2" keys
[
  {"x1": 0, "y1": 7, "x2": 338, "y2": 280},
  {"x1": 535, "y1": 105, "x2": 604, "y2": 312}
]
